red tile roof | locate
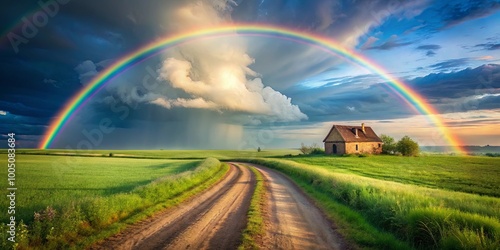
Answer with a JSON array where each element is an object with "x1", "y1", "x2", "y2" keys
[{"x1": 323, "y1": 125, "x2": 383, "y2": 143}]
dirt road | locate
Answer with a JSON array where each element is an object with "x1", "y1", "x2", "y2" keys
[
  {"x1": 94, "y1": 163, "x2": 346, "y2": 250},
  {"x1": 249, "y1": 163, "x2": 346, "y2": 250},
  {"x1": 94, "y1": 163, "x2": 255, "y2": 250}
]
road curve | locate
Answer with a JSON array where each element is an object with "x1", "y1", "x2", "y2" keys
[
  {"x1": 242, "y1": 163, "x2": 346, "y2": 250},
  {"x1": 93, "y1": 162, "x2": 347, "y2": 250},
  {"x1": 93, "y1": 163, "x2": 255, "y2": 250}
]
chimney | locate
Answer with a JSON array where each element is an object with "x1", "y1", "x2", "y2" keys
[
  {"x1": 361, "y1": 123, "x2": 365, "y2": 133},
  {"x1": 353, "y1": 128, "x2": 359, "y2": 138}
]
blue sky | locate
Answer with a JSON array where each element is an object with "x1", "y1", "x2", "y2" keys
[{"x1": 0, "y1": 0, "x2": 499, "y2": 149}]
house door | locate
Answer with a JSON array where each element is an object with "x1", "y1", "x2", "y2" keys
[{"x1": 332, "y1": 144, "x2": 337, "y2": 154}]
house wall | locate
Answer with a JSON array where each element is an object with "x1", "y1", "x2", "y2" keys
[
  {"x1": 324, "y1": 142, "x2": 346, "y2": 155},
  {"x1": 324, "y1": 128, "x2": 344, "y2": 142},
  {"x1": 345, "y1": 142, "x2": 382, "y2": 154}
]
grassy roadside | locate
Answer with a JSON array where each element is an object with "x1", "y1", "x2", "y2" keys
[
  {"x1": 238, "y1": 165, "x2": 266, "y2": 250},
  {"x1": 0, "y1": 158, "x2": 229, "y2": 249},
  {"x1": 236, "y1": 159, "x2": 409, "y2": 249},
  {"x1": 285, "y1": 174, "x2": 411, "y2": 250},
  {"x1": 288, "y1": 155, "x2": 500, "y2": 197},
  {"x1": 238, "y1": 158, "x2": 500, "y2": 249}
]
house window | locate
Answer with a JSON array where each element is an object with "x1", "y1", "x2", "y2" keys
[
  {"x1": 356, "y1": 144, "x2": 358, "y2": 151},
  {"x1": 378, "y1": 143, "x2": 381, "y2": 148}
]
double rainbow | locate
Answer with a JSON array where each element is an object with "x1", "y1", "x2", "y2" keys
[{"x1": 38, "y1": 24, "x2": 466, "y2": 154}]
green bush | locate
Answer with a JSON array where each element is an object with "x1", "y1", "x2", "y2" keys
[
  {"x1": 397, "y1": 136, "x2": 420, "y2": 156},
  {"x1": 299, "y1": 143, "x2": 323, "y2": 155},
  {"x1": 310, "y1": 148, "x2": 325, "y2": 155},
  {"x1": 381, "y1": 134, "x2": 396, "y2": 154},
  {"x1": 485, "y1": 153, "x2": 500, "y2": 157}
]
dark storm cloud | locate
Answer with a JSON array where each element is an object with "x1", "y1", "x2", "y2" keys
[
  {"x1": 0, "y1": 0, "x2": 175, "y2": 148},
  {"x1": 426, "y1": 50, "x2": 436, "y2": 57},
  {"x1": 405, "y1": 0, "x2": 500, "y2": 32},
  {"x1": 415, "y1": 44, "x2": 441, "y2": 56},
  {"x1": 0, "y1": 100, "x2": 54, "y2": 118},
  {"x1": 409, "y1": 64, "x2": 500, "y2": 112},
  {"x1": 365, "y1": 39, "x2": 412, "y2": 50},
  {"x1": 416, "y1": 44, "x2": 442, "y2": 50},
  {"x1": 474, "y1": 43, "x2": 500, "y2": 50},
  {"x1": 287, "y1": 64, "x2": 500, "y2": 124},
  {"x1": 413, "y1": 64, "x2": 500, "y2": 98},
  {"x1": 476, "y1": 95, "x2": 500, "y2": 109},
  {"x1": 429, "y1": 58, "x2": 470, "y2": 70},
  {"x1": 2, "y1": 0, "x2": 499, "y2": 148},
  {"x1": 439, "y1": 0, "x2": 500, "y2": 28},
  {"x1": 234, "y1": 0, "x2": 429, "y2": 43},
  {"x1": 283, "y1": 76, "x2": 414, "y2": 123}
]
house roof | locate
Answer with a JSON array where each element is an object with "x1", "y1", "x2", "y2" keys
[{"x1": 323, "y1": 125, "x2": 383, "y2": 143}]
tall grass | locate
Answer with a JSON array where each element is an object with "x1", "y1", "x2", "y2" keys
[
  {"x1": 289, "y1": 155, "x2": 500, "y2": 197},
  {"x1": 243, "y1": 158, "x2": 500, "y2": 249},
  {"x1": 0, "y1": 158, "x2": 226, "y2": 249},
  {"x1": 238, "y1": 165, "x2": 265, "y2": 250},
  {"x1": 0, "y1": 155, "x2": 202, "y2": 223}
]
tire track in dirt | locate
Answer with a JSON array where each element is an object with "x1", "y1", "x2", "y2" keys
[
  {"x1": 95, "y1": 162, "x2": 347, "y2": 250},
  {"x1": 94, "y1": 163, "x2": 255, "y2": 250},
  {"x1": 242, "y1": 163, "x2": 347, "y2": 250}
]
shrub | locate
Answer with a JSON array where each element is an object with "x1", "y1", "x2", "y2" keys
[
  {"x1": 299, "y1": 143, "x2": 323, "y2": 155},
  {"x1": 485, "y1": 153, "x2": 500, "y2": 157},
  {"x1": 396, "y1": 136, "x2": 420, "y2": 156},
  {"x1": 380, "y1": 134, "x2": 396, "y2": 154},
  {"x1": 299, "y1": 143, "x2": 313, "y2": 154},
  {"x1": 310, "y1": 148, "x2": 325, "y2": 155}
]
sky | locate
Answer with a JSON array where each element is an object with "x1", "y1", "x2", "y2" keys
[{"x1": 0, "y1": 0, "x2": 499, "y2": 150}]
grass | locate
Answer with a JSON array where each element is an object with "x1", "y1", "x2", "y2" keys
[
  {"x1": 240, "y1": 157, "x2": 500, "y2": 249},
  {"x1": 286, "y1": 155, "x2": 500, "y2": 197},
  {"x1": 2, "y1": 150, "x2": 498, "y2": 249},
  {"x1": 238, "y1": 165, "x2": 266, "y2": 250},
  {"x1": 0, "y1": 154, "x2": 200, "y2": 223},
  {"x1": 0, "y1": 157, "x2": 227, "y2": 249},
  {"x1": 6, "y1": 149, "x2": 300, "y2": 160}
]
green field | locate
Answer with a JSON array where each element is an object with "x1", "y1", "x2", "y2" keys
[
  {"x1": 0, "y1": 153, "x2": 226, "y2": 249},
  {"x1": 0, "y1": 154, "x2": 200, "y2": 222},
  {"x1": 1, "y1": 150, "x2": 499, "y2": 249},
  {"x1": 12, "y1": 149, "x2": 300, "y2": 160},
  {"x1": 286, "y1": 155, "x2": 500, "y2": 197},
  {"x1": 243, "y1": 156, "x2": 500, "y2": 249}
]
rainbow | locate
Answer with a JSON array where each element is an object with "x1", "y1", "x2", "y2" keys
[{"x1": 38, "y1": 24, "x2": 466, "y2": 153}]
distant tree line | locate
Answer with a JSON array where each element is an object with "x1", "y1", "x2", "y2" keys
[{"x1": 380, "y1": 134, "x2": 420, "y2": 156}]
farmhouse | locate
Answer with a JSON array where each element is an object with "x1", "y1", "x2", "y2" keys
[{"x1": 323, "y1": 123, "x2": 383, "y2": 155}]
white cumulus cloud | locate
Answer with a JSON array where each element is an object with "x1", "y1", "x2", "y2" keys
[
  {"x1": 146, "y1": 0, "x2": 307, "y2": 122},
  {"x1": 74, "y1": 60, "x2": 98, "y2": 86}
]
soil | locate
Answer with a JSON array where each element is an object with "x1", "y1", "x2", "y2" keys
[
  {"x1": 92, "y1": 162, "x2": 348, "y2": 250},
  {"x1": 247, "y1": 163, "x2": 348, "y2": 250}
]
